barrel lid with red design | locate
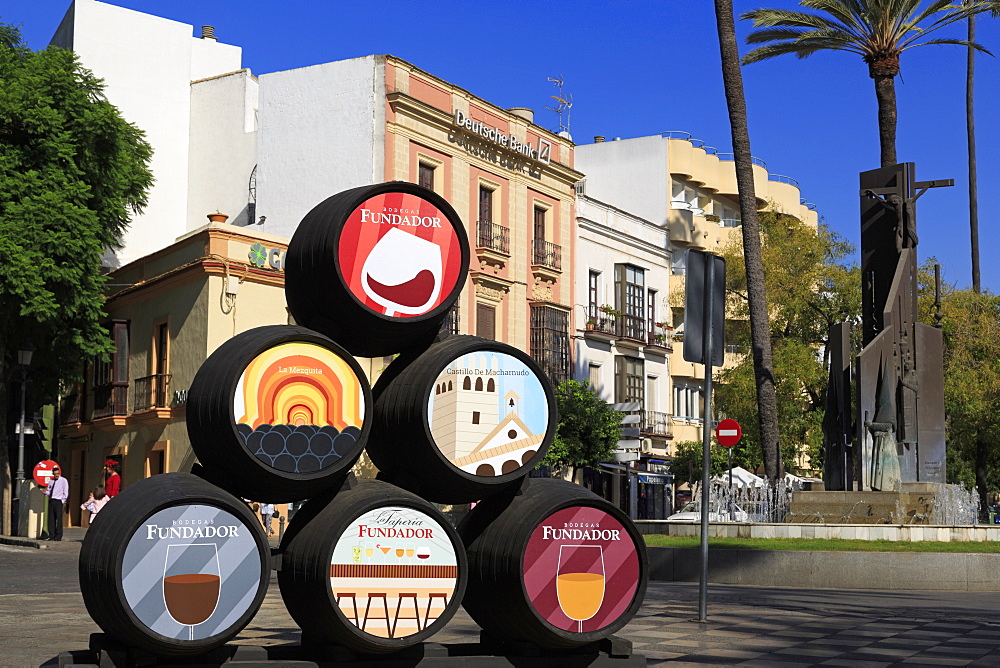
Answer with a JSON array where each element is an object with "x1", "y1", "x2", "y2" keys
[{"x1": 285, "y1": 182, "x2": 470, "y2": 358}]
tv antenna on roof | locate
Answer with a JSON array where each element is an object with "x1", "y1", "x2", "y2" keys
[{"x1": 545, "y1": 76, "x2": 573, "y2": 136}]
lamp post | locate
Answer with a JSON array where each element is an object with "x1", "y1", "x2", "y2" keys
[{"x1": 15, "y1": 342, "x2": 34, "y2": 487}]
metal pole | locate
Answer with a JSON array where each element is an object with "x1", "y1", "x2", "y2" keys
[
  {"x1": 698, "y1": 259, "x2": 715, "y2": 623},
  {"x1": 728, "y1": 448, "x2": 733, "y2": 521},
  {"x1": 16, "y1": 369, "x2": 27, "y2": 484}
]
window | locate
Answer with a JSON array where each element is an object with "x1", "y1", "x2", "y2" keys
[
  {"x1": 418, "y1": 163, "x2": 435, "y2": 191},
  {"x1": 615, "y1": 264, "x2": 645, "y2": 340},
  {"x1": 533, "y1": 206, "x2": 546, "y2": 241},
  {"x1": 472, "y1": 411, "x2": 480, "y2": 424},
  {"x1": 443, "y1": 303, "x2": 460, "y2": 336},
  {"x1": 588, "y1": 270, "x2": 600, "y2": 320},
  {"x1": 588, "y1": 363, "x2": 602, "y2": 394},
  {"x1": 672, "y1": 381, "x2": 705, "y2": 421},
  {"x1": 476, "y1": 303, "x2": 496, "y2": 340},
  {"x1": 647, "y1": 289, "x2": 657, "y2": 344},
  {"x1": 614, "y1": 356, "x2": 644, "y2": 408},
  {"x1": 530, "y1": 305, "x2": 570, "y2": 384},
  {"x1": 479, "y1": 186, "x2": 493, "y2": 223},
  {"x1": 145, "y1": 441, "x2": 167, "y2": 477},
  {"x1": 93, "y1": 320, "x2": 129, "y2": 418},
  {"x1": 646, "y1": 375, "x2": 658, "y2": 412}
]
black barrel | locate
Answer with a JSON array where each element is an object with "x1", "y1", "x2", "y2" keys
[
  {"x1": 459, "y1": 478, "x2": 647, "y2": 649},
  {"x1": 285, "y1": 182, "x2": 470, "y2": 358},
  {"x1": 278, "y1": 478, "x2": 467, "y2": 654},
  {"x1": 79, "y1": 473, "x2": 270, "y2": 657},
  {"x1": 366, "y1": 335, "x2": 557, "y2": 504},
  {"x1": 187, "y1": 325, "x2": 372, "y2": 502}
]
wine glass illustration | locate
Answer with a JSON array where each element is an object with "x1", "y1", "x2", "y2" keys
[
  {"x1": 163, "y1": 543, "x2": 221, "y2": 641},
  {"x1": 556, "y1": 545, "x2": 605, "y2": 633},
  {"x1": 360, "y1": 228, "x2": 443, "y2": 317}
]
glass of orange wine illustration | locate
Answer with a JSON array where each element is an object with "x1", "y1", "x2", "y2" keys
[
  {"x1": 163, "y1": 543, "x2": 221, "y2": 640},
  {"x1": 360, "y1": 228, "x2": 443, "y2": 317},
  {"x1": 556, "y1": 545, "x2": 605, "y2": 633}
]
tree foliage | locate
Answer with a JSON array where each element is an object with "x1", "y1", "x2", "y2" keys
[
  {"x1": 543, "y1": 380, "x2": 621, "y2": 475},
  {"x1": 916, "y1": 262, "x2": 1000, "y2": 503},
  {"x1": 714, "y1": 211, "x2": 861, "y2": 474},
  {"x1": 669, "y1": 440, "x2": 730, "y2": 488},
  {"x1": 0, "y1": 23, "x2": 152, "y2": 388}
]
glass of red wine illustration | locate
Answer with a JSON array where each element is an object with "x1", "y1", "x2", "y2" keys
[
  {"x1": 360, "y1": 228, "x2": 443, "y2": 317},
  {"x1": 163, "y1": 543, "x2": 221, "y2": 640},
  {"x1": 556, "y1": 545, "x2": 605, "y2": 633}
]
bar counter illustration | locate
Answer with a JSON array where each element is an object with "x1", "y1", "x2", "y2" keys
[{"x1": 330, "y1": 563, "x2": 458, "y2": 638}]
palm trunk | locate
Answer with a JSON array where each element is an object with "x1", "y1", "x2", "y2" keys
[
  {"x1": 714, "y1": 0, "x2": 782, "y2": 483},
  {"x1": 967, "y1": 14, "x2": 981, "y2": 294},
  {"x1": 871, "y1": 67, "x2": 898, "y2": 168},
  {"x1": 976, "y1": 438, "x2": 988, "y2": 521}
]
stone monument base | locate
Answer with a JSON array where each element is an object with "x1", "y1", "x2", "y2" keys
[{"x1": 786, "y1": 483, "x2": 944, "y2": 524}]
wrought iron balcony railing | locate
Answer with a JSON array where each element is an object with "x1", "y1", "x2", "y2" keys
[
  {"x1": 60, "y1": 393, "x2": 83, "y2": 425},
  {"x1": 532, "y1": 239, "x2": 562, "y2": 271},
  {"x1": 92, "y1": 383, "x2": 128, "y2": 419},
  {"x1": 476, "y1": 220, "x2": 510, "y2": 255},
  {"x1": 133, "y1": 373, "x2": 172, "y2": 412}
]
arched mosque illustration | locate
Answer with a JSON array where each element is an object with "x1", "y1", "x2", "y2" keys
[{"x1": 429, "y1": 353, "x2": 545, "y2": 476}]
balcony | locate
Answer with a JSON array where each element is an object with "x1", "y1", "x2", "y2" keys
[
  {"x1": 134, "y1": 373, "x2": 172, "y2": 412},
  {"x1": 476, "y1": 220, "x2": 509, "y2": 255},
  {"x1": 531, "y1": 239, "x2": 562, "y2": 272},
  {"x1": 59, "y1": 393, "x2": 83, "y2": 425},
  {"x1": 641, "y1": 411, "x2": 672, "y2": 437},
  {"x1": 645, "y1": 325, "x2": 673, "y2": 353},
  {"x1": 92, "y1": 383, "x2": 128, "y2": 424}
]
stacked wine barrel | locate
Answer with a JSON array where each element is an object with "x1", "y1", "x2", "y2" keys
[{"x1": 79, "y1": 182, "x2": 647, "y2": 659}]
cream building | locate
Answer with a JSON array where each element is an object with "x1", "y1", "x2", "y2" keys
[{"x1": 576, "y1": 132, "x2": 818, "y2": 483}]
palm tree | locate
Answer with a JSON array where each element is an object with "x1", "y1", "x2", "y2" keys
[
  {"x1": 714, "y1": 0, "x2": 783, "y2": 483},
  {"x1": 741, "y1": 0, "x2": 994, "y2": 168},
  {"x1": 965, "y1": 3, "x2": 1000, "y2": 294}
]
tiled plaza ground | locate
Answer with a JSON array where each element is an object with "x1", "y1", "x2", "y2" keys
[{"x1": 2, "y1": 530, "x2": 999, "y2": 665}]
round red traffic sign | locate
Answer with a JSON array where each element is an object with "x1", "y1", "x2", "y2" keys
[
  {"x1": 33, "y1": 460, "x2": 59, "y2": 487},
  {"x1": 715, "y1": 419, "x2": 742, "y2": 448}
]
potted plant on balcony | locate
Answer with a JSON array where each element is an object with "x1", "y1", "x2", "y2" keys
[
  {"x1": 585, "y1": 318, "x2": 597, "y2": 331},
  {"x1": 598, "y1": 304, "x2": 621, "y2": 317},
  {"x1": 207, "y1": 210, "x2": 229, "y2": 223}
]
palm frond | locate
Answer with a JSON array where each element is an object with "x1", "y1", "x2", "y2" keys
[
  {"x1": 742, "y1": 40, "x2": 862, "y2": 64},
  {"x1": 902, "y1": 37, "x2": 993, "y2": 55},
  {"x1": 741, "y1": 8, "x2": 847, "y2": 30},
  {"x1": 745, "y1": 27, "x2": 812, "y2": 44}
]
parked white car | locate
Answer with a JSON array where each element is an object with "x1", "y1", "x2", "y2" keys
[{"x1": 666, "y1": 501, "x2": 750, "y2": 522}]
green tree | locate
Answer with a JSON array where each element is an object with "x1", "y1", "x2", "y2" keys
[
  {"x1": 714, "y1": 0, "x2": 782, "y2": 483},
  {"x1": 542, "y1": 380, "x2": 621, "y2": 478},
  {"x1": 669, "y1": 440, "x2": 730, "y2": 488},
  {"x1": 741, "y1": 0, "x2": 994, "y2": 168},
  {"x1": 0, "y1": 23, "x2": 153, "y2": 533},
  {"x1": 715, "y1": 211, "x2": 861, "y2": 474}
]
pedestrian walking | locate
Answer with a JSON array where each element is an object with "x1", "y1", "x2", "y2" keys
[
  {"x1": 81, "y1": 485, "x2": 110, "y2": 524},
  {"x1": 104, "y1": 460, "x2": 120, "y2": 498},
  {"x1": 44, "y1": 465, "x2": 68, "y2": 541},
  {"x1": 260, "y1": 502, "x2": 275, "y2": 536}
]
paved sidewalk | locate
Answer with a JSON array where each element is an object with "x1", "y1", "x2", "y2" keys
[{"x1": 2, "y1": 534, "x2": 1000, "y2": 665}]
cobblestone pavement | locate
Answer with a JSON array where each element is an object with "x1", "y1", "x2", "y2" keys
[{"x1": 2, "y1": 531, "x2": 1000, "y2": 666}]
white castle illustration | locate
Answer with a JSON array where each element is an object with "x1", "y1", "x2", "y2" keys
[{"x1": 429, "y1": 353, "x2": 544, "y2": 476}]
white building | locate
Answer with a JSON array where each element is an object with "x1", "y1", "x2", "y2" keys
[{"x1": 51, "y1": 0, "x2": 254, "y2": 266}]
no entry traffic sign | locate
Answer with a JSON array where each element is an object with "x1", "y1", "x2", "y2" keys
[
  {"x1": 33, "y1": 460, "x2": 58, "y2": 487},
  {"x1": 715, "y1": 419, "x2": 742, "y2": 448}
]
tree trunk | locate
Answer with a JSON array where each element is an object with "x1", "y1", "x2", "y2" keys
[
  {"x1": 967, "y1": 14, "x2": 981, "y2": 294},
  {"x1": 714, "y1": 0, "x2": 782, "y2": 483},
  {"x1": 0, "y1": 365, "x2": 10, "y2": 536},
  {"x1": 871, "y1": 68, "x2": 898, "y2": 168}
]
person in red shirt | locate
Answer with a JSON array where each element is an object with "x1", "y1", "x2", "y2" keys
[{"x1": 104, "y1": 459, "x2": 121, "y2": 498}]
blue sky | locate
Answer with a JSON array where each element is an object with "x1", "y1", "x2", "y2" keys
[{"x1": 6, "y1": 1, "x2": 999, "y2": 292}]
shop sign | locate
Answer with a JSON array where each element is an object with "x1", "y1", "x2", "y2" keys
[
  {"x1": 249, "y1": 242, "x2": 286, "y2": 271},
  {"x1": 450, "y1": 110, "x2": 552, "y2": 177}
]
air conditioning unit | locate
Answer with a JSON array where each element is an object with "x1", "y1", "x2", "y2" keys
[{"x1": 640, "y1": 438, "x2": 655, "y2": 454}]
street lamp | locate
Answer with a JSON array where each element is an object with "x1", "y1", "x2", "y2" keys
[{"x1": 15, "y1": 342, "x2": 35, "y2": 485}]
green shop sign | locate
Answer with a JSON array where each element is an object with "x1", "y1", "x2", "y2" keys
[{"x1": 249, "y1": 242, "x2": 285, "y2": 271}]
